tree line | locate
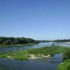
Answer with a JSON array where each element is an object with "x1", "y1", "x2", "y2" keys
[
  {"x1": 0, "y1": 37, "x2": 37, "y2": 45},
  {"x1": 54, "y1": 39, "x2": 70, "y2": 42}
]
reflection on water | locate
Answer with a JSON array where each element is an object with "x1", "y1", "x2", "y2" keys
[
  {"x1": 55, "y1": 42, "x2": 70, "y2": 47},
  {"x1": 31, "y1": 58, "x2": 48, "y2": 62}
]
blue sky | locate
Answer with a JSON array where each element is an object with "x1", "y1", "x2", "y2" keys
[{"x1": 0, "y1": 0, "x2": 70, "y2": 40}]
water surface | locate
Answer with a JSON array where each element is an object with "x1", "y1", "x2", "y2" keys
[
  {"x1": 0, "y1": 53, "x2": 63, "y2": 70},
  {"x1": 0, "y1": 42, "x2": 70, "y2": 53},
  {"x1": 0, "y1": 42, "x2": 69, "y2": 70}
]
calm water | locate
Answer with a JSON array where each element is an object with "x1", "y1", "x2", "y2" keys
[
  {"x1": 0, "y1": 42, "x2": 53, "y2": 53},
  {"x1": 0, "y1": 42, "x2": 69, "y2": 70},
  {"x1": 0, "y1": 53, "x2": 63, "y2": 70},
  {"x1": 0, "y1": 42, "x2": 70, "y2": 53}
]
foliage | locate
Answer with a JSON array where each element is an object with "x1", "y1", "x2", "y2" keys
[
  {"x1": 0, "y1": 43, "x2": 36, "y2": 48},
  {"x1": 62, "y1": 47, "x2": 70, "y2": 60},
  {"x1": 0, "y1": 37, "x2": 36, "y2": 45},
  {"x1": 0, "y1": 37, "x2": 38, "y2": 48},
  {"x1": 28, "y1": 46, "x2": 61, "y2": 56},
  {"x1": 58, "y1": 47, "x2": 70, "y2": 70},
  {"x1": 0, "y1": 50, "x2": 28, "y2": 60},
  {"x1": 58, "y1": 59, "x2": 70, "y2": 70},
  {"x1": 0, "y1": 46, "x2": 62, "y2": 60}
]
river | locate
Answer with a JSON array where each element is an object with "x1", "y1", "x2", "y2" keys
[
  {"x1": 0, "y1": 42, "x2": 70, "y2": 70},
  {"x1": 0, "y1": 42, "x2": 70, "y2": 53}
]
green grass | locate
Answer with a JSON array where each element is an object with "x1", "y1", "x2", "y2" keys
[
  {"x1": 63, "y1": 47, "x2": 70, "y2": 60},
  {"x1": 0, "y1": 50, "x2": 28, "y2": 60},
  {"x1": 58, "y1": 47, "x2": 70, "y2": 70},
  {"x1": 0, "y1": 46, "x2": 69, "y2": 61},
  {"x1": 28, "y1": 46, "x2": 63, "y2": 56},
  {"x1": 0, "y1": 45, "x2": 70, "y2": 70},
  {"x1": 58, "y1": 59, "x2": 70, "y2": 70},
  {"x1": 0, "y1": 43, "x2": 36, "y2": 48},
  {"x1": 0, "y1": 46, "x2": 62, "y2": 60}
]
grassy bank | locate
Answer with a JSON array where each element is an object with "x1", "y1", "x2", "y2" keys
[
  {"x1": 58, "y1": 47, "x2": 70, "y2": 70},
  {"x1": 58, "y1": 59, "x2": 70, "y2": 70},
  {"x1": 0, "y1": 50, "x2": 28, "y2": 60},
  {"x1": 0, "y1": 46, "x2": 62, "y2": 60},
  {"x1": 0, "y1": 43, "x2": 37, "y2": 48},
  {"x1": 28, "y1": 46, "x2": 62, "y2": 56},
  {"x1": 0, "y1": 45, "x2": 70, "y2": 69}
]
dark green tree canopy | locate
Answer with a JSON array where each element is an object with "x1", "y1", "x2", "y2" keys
[{"x1": 0, "y1": 37, "x2": 36, "y2": 45}]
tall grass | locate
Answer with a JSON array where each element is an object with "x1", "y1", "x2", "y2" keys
[
  {"x1": 28, "y1": 46, "x2": 62, "y2": 56},
  {"x1": 58, "y1": 59, "x2": 70, "y2": 70},
  {"x1": 0, "y1": 50, "x2": 28, "y2": 60},
  {"x1": 0, "y1": 46, "x2": 62, "y2": 60}
]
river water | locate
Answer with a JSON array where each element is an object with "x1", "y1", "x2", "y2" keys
[
  {"x1": 0, "y1": 42, "x2": 70, "y2": 53},
  {"x1": 0, "y1": 42, "x2": 70, "y2": 70}
]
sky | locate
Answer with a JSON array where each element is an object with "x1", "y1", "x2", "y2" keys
[{"x1": 0, "y1": 0, "x2": 70, "y2": 40}]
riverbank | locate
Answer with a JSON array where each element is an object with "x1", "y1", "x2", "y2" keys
[
  {"x1": 65, "y1": 42, "x2": 70, "y2": 43},
  {"x1": 0, "y1": 46, "x2": 62, "y2": 60},
  {"x1": 58, "y1": 59, "x2": 70, "y2": 70},
  {"x1": 0, "y1": 42, "x2": 70, "y2": 70},
  {"x1": 0, "y1": 45, "x2": 70, "y2": 70},
  {"x1": 28, "y1": 54, "x2": 50, "y2": 59},
  {"x1": 0, "y1": 50, "x2": 28, "y2": 60},
  {"x1": 58, "y1": 47, "x2": 70, "y2": 70},
  {"x1": 0, "y1": 43, "x2": 37, "y2": 48}
]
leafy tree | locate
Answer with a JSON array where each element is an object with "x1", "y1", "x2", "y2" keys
[{"x1": 0, "y1": 37, "x2": 7, "y2": 44}]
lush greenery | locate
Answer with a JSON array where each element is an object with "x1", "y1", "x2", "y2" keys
[
  {"x1": 63, "y1": 47, "x2": 70, "y2": 60},
  {"x1": 0, "y1": 43, "x2": 36, "y2": 48},
  {"x1": 58, "y1": 47, "x2": 70, "y2": 70},
  {"x1": 28, "y1": 46, "x2": 70, "y2": 70},
  {"x1": 0, "y1": 44, "x2": 70, "y2": 70},
  {"x1": 58, "y1": 59, "x2": 70, "y2": 70},
  {"x1": 0, "y1": 37, "x2": 38, "y2": 48},
  {"x1": 0, "y1": 46, "x2": 62, "y2": 60},
  {"x1": 28, "y1": 46, "x2": 61, "y2": 56},
  {"x1": 0, "y1": 50, "x2": 28, "y2": 60}
]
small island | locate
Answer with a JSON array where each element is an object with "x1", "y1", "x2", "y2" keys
[{"x1": 0, "y1": 46, "x2": 64, "y2": 60}]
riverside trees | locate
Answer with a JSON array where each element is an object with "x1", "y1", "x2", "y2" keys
[{"x1": 0, "y1": 37, "x2": 36, "y2": 45}]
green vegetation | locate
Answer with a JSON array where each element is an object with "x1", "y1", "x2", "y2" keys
[
  {"x1": 0, "y1": 37, "x2": 36, "y2": 44},
  {"x1": 63, "y1": 47, "x2": 70, "y2": 60},
  {"x1": 0, "y1": 37, "x2": 38, "y2": 48},
  {"x1": 0, "y1": 44, "x2": 70, "y2": 70},
  {"x1": 58, "y1": 59, "x2": 70, "y2": 70},
  {"x1": 0, "y1": 50, "x2": 28, "y2": 60},
  {"x1": 54, "y1": 39, "x2": 70, "y2": 42},
  {"x1": 58, "y1": 47, "x2": 70, "y2": 70},
  {"x1": 0, "y1": 46, "x2": 62, "y2": 60},
  {"x1": 0, "y1": 43, "x2": 36, "y2": 48},
  {"x1": 28, "y1": 46, "x2": 61, "y2": 56}
]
